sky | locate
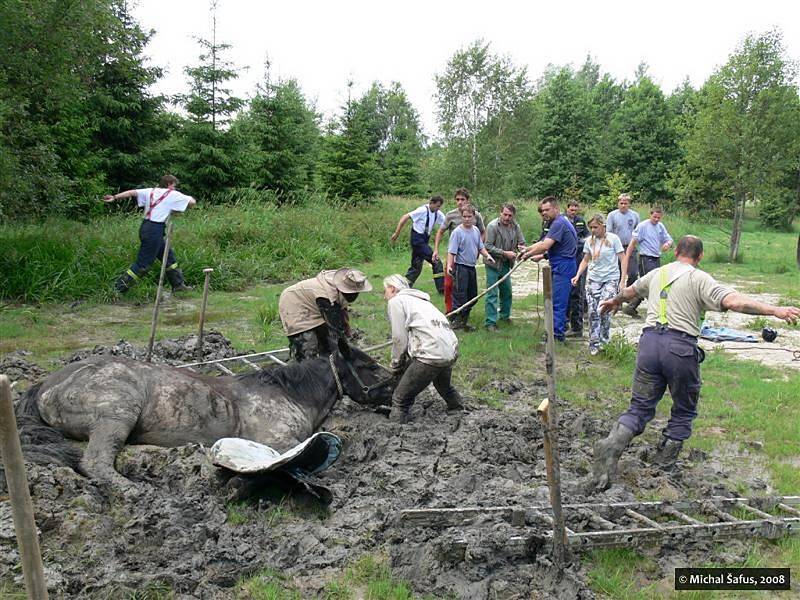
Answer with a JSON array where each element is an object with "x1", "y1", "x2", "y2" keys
[{"x1": 132, "y1": 0, "x2": 800, "y2": 137}]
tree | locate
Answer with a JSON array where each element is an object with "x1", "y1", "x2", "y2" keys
[
  {"x1": 674, "y1": 29, "x2": 800, "y2": 261},
  {"x1": 435, "y1": 40, "x2": 529, "y2": 190}
]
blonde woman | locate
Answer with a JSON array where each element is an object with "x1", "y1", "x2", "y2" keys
[{"x1": 571, "y1": 215, "x2": 627, "y2": 355}]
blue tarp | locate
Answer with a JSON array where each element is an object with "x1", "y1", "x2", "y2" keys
[{"x1": 700, "y1": 325, "x2": 757, "y2": 343}]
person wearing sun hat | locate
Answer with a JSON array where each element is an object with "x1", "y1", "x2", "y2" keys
[{"x1": 279, "y1": 268, "x2": 372, "y2": 362}]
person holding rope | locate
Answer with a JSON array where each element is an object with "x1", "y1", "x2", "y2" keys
[
  {"x1": 390, "y1": 196, "x2": 446, "y2": 293},
  {"x1": 383, "y1": 274, "x2": 463, "y2": 424},
  {"x1": 571, "y1": 214, "x2": 627, "y2": 355},
  {"x1": 520, "y1": 196, "x2": 578, "y2": 342},
  {"x1": 484, "y1": 203, "x2": 526, "y2": 332},
  {"x1": 104, "y1": 175, "x2": 195, "y2": 294},
  {"x1": 589, "y1": 235, "x2": 800, "y2": 491},
  {"x1": 279, "y1": 268, "x2": 372, "y2": 362},
  {"x1": 447, "y1": 204, "x2": 496, "y2": 331},
  {"x1": 433, "y1": 188, "x2": 486, "y2": 312}
]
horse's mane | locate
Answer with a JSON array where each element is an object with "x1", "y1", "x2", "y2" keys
[{"x1": 236, "y1": 357, "x2": 332, "y2": 405}]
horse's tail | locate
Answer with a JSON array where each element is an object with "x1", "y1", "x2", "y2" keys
[{"x1": 13, "y1": 383, "x2": 83, "y2": 471}]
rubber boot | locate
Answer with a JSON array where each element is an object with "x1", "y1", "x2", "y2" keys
[
  {"x1": 651, "y1": 436, "x2": 683, "y2": 471},
  {"x1": 444, "y1": 391, "x2": 464, "y2": 413},
  {"x1": 388, "y1": 405, "x2": 410, "y2": 424},
  {"x1": 114, "y1": 270, "x2": 138, "y2": 294},
  {"x1": 166, "y1": 267, "x2": 192, "y2": 292},
  {"x1": 590, "y1": 422, "x2": 636, "y2": 491}
]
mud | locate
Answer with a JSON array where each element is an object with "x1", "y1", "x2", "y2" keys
[{"x1": 1, "y1": 335, "x2": 782, "y2": 598}]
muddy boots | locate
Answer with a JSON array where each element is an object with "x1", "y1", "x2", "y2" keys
[
  {"x1": 590, "y1": 422, "x2": 636, "y2": 491},
  {"x1": 652, "y1": 435, "x2": 683, "y2": 471},
  {"x1": 388, "y1": 404, "x2": 411, "y2": 424},
  {"x1": 114, "y1": 270, "x2": 139, "y2": 295},
  {"x1": 166, "y1": 266, "x2": 193, "y2": 293}
]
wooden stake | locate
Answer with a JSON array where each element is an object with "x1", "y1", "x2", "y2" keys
[
  {"x1": 0, "y1": 375, "x2": 49, "y2": 599},
  {"x1": 196, "y1": 268, "x2": 214, "y2": 360},
  {"x1": 146, "y1": 220, "x2": 173, "y2": 362},
  {"x1": 539, "y1": 264, "x2": 568, "y2": 568}
]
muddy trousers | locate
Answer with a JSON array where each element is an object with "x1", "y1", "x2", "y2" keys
[
  {"x1": 628, "y1": 255, "x2": 660, "y2": 310},
  {"x1": 618, "y1": 327, "x2": 702, "y2": 442},
  {"x1": 115, "y1": 220, "x2": 184, "y2": 293},
  {"x1": 484, "y1": 262, "x2": 512, "y2": 326},
  {"x1": 451, "y1": 263, "x2": 478, "y2": 325},
  {"x1": 549, "y1": 255, "x2": 577, "y2": 341},
  {"x1": 405, "y1": 232, "x2": 445, "y2": 294},
  {"x1": 287, "y1": 325, "x2": 335, "y2": 362},
  {"x1": 392, "y1": 358, "x2": 462, "y2": 413},
  {"x1": 586, "y1": 280, "x2": 618, "y2": 350}
]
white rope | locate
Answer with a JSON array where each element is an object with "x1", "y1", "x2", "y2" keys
[
  {"x1": 445, "y1": 257, "x2": 529, "y2": 318},
  {"x1": 329, "y1": 354, "x2": 344, "y2": 397}
]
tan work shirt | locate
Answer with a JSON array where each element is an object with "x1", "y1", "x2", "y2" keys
[
  {"x1": 279, "y1": 271, "x2": 349, "y2": 336},
  {"x1": 634, "y1": 263, "x2": 734, "y2": 337}
]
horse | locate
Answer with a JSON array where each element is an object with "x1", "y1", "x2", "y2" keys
[{"x1": 15, "y1": 347, "x2": 393, "y2": 488}]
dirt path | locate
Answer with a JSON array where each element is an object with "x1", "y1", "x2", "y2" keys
[{"x1": 510, "y1": 261, "x2": 800, "y2": 370}]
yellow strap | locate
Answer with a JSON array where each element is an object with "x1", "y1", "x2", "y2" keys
[{"x1": 658, "y1": 267, "x2": 670, "y2": 325}]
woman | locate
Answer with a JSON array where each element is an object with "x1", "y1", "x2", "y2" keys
[{"x1": 571, "y1": 214, "x2": 627, "y2": 355}]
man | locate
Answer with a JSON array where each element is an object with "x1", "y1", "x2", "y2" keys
[
  {"x1": 383, "y1": 274, "x2": 463, "y2": 424},
  {"x1": 566, "y1": 200, "x2": 590, "y2": 336},
  {"x1": 433, "y1": 188, "x2": 486, "y2": 312},
  {"x1": 278, "y1": 268, "x2": 372, "y2": 362},
  {"x1": 103, "y1": 175, "x2": 195, "y2": 294},
  {"x1": 606, "y1": 193, "x2": 640, "y2": 287},
  {"x1": 622, "y1": 206, "x2": 673, "y2": 317},
  {"x1": 536, "y1": 201, "x2": 552, "y2": 242},
  {"x1": 484, "y1": 203, "x2": 526, "y2": 332},
  {"x1": 521, "y1": 197, "x2": 578, "y2": 342},
  {"x1": 390, "y1": 196, "x2": 446, "y2": 293},
  {"x1": 447, "y1": 204, "x2": 496, "y2": 331},
  {"x1": 589, "y1": 236, "x2": 800, "y2": 491}
]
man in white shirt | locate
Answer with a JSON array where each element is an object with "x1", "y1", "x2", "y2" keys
[
  {"x1": 103, "y1": 175, "x2": 196, "y2": 294},
  {"x1": 390, "y1": 196, "x2": 446, "y2": 293},
  {"x1": 383, "y1": 274, "x2": 463, "y2": 424}
]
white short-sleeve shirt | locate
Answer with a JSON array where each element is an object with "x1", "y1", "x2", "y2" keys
[
  {"x1": 137, "y1": 188, "x2": 193, "y2": 223},
  {"x1": 408, "y1": 205, "x2": 445, "y2": 235}
]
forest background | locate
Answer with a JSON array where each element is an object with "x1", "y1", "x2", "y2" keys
[{"x1": 1, "y1": 0, "x2": 800, "y2": 279}]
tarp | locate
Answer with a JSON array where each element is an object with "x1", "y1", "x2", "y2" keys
[
  {"x1": 209, "y1": 432, "x2": 342, "y2": 475},
  {"x1": 700, "y1": 325, "x2": 757, "y2": 343}
]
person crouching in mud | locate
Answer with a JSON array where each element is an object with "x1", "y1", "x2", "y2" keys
[
  {"x1": 383, "y1": 274, "x2": 464, "y2": 424},
  {"x1": 589, "y1": 235, "x2": 800, "y2": 491}
]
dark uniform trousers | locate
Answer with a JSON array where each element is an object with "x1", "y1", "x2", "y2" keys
[
  {"x1": 618, "y1": 327, "x2": 702, "y2": 441},
  {"x1": 406, "y1": 230, "x2": 445, "y2": 294},
  {"x1": 628, "y1": 254, "x2": 661, "y2": 310},
  {"x1": 451, "y1": 263, "x2": 478, "y2": 324}
]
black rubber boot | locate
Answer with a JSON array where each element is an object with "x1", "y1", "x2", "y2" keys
[
  {"x1": 166, "y1": 267, "x2": 192, "y2": 292},
  {"x1": 651, "y1": 436, "x2": 683, "y2": 470},
  {"x1": 388, "y1": 405, "x2": 411, "y2": 424},
  {"x1": 590, "y1": 422, "x2": 636, "y2": 491},
  {"x1": 444, "y1": 391, "x2": 464, "y2": 413},
  {"x1": 114, "y1": 270, "x2": 138, "y2": 294}
]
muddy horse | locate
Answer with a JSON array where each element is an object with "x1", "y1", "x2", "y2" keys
[{"x1": 16, "y1": 348, "x2": 393, "y2": 487}]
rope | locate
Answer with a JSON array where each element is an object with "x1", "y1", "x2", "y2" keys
[
  {"x1": 329, "y1": 354, "x2": 344, "y2": 397},
  {"x1": 445, "y1": 256, "x2": 528, "y2": 318}
]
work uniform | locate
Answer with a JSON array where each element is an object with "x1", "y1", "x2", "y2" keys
[
  {"x1": 279, "y1": 270, "x2": 353, "y2": 361},
  {"x1": 405, "y1": 204, "x2": 445, "y2": 293},
  {"x1": 567, "y1": 213, "x2": 590, "y2": 333},
  {"x1": 617, "y1": 263, "x2": 733, "y2": 441},
  {"x1": 387, "y1": 288, "x2": 462, "y2": 422},
  {"x1": 606, "y1": 208, "x2": 640, "y2": 286},
  {"x1": 440, "y1": 209, "x2": 485, "y2": 312},
  {"x1": 115, "y1": 187, "x2": 193, "y2": 293},
  {"x1": 484, "y1": 217, "x2": 525, "y2": 327},
  {"x1": 543, "y1": 215, "x2": 578, "y2": 341}
]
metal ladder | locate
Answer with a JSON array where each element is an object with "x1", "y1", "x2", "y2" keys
[{"x1": 398, "y1": 496, "x2": 800, "y2": 556}]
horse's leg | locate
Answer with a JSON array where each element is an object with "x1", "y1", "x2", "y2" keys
[{"x1": 81, "y1": 417, "x2": 138, "y2": 488}]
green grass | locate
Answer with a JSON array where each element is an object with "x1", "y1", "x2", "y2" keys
[{"x1": 237, "y1": 568, "x2": 301, "y2": 599}]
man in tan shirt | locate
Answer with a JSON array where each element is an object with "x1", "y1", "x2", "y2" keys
[
  {"x1": 589, "y1": 235, "x2": 800, "y2": 491},
  {"x1": 279, "y1": 268, "x2": 372, "y2": 361}
]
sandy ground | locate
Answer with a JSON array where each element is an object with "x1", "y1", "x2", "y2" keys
[{"x1": 510, "y1": 260, "x2": 800, "y2": 370}]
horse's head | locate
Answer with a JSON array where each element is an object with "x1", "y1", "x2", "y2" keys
[{"x1": 333, "y1": 346, "x2": 395, "y2": 406}]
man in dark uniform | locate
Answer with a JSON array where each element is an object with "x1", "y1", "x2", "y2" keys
[
  {"x1": 566, "y1": 200, "x2": 590, "y2": 336},
  {"x1": 390, "y1": 196, "x2": 446, "y2": 293},
  {"x1": 589, "y1": 236, "x2": 800, "y2": 491}
]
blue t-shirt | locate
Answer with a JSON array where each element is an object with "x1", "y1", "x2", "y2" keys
[
  {"x1": 545, "y1": 215, "x2": 578, "y2": 260},
  {"x1": 632, "y1": 220, "x2": 672, "y2": 257},
  {"x1": 448, "y1": 225, "x2": 484, "y2": 266},
  {"x1": 583, "y1": 232, "x2": 624, "y2": 283}
]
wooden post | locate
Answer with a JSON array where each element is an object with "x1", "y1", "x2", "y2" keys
[
  {"x1": 0, "y1": 376, "x2": 49, "y2": 599},
  {"x1": 146, "y1": 220, "x2": 173, "y2": 362},
  {"x1": 196, "y1": 268, "x2": 214, "y2": 360},
  {"x1": 539, "y1": 264, "x2": 568, "y2": 568}
]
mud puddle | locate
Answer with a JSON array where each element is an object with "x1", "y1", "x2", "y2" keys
[{"x1": 0, "y1": 337, "x2": 789, "y2": 598}]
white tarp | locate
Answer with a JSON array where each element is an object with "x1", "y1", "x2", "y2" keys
[{"x1": 208, "y1": 432, "x2": 341, "y2": 475}]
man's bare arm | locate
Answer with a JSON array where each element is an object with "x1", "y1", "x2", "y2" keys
[{"x1": 722, "y1": 293, "x2": 800, "y2": 323}]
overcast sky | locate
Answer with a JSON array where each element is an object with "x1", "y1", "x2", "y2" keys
[{"x1": 132, "y1": 0, "x2": 799, "y2": 137}]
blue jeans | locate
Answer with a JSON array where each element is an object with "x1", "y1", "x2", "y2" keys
[
  {"x1": 550, "y1": 256, "x2": 577, "y2": 340},
  {"x1": 485, "y1": 262, "x2": 512, "y2": 326}
]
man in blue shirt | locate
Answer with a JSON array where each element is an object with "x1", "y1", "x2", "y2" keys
[
  {"x1": 622, "y1": 206, "x2": 673, "y2": 317},
  {"x1": 521, "y1": 196, "x2": 578, "y2": 341},
  {"x1": 606, "y1": 193, "x2": 640, "y2": 286},
  {"x1": 391, "y1": 196, "x2": 446, "y2": 293}
]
